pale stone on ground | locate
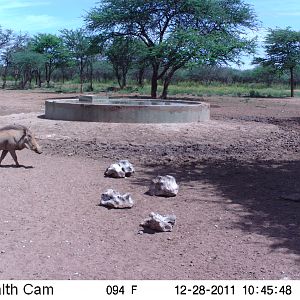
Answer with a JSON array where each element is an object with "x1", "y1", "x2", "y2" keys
[
  {"x1": 148, "y1": 175, "x2": 179, "y2": 197},
  {"x1": 118, "y1": 160, "x2": 135, "y2": 177},
  {"x1": 140, "y1": 212, "x2": 176, "y2": 232},
  {"x1": 100, "y1": 189, "x2": 134, "y2": 208},
  {"x1": 104, "y1": 160, "x2": 135, "y2": 178}
]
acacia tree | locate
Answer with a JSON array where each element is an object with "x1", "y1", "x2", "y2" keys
[
  {"x1": 0, "y1": 28, "x2": 15, "y2": 88},
  {"x1": 12, "y1": 50, "x2": 45, "y2": 89},
  {"x1": 60, "y1": 29, "x2": 98, "y2": 93},
  {"x1": 1, "y1": 31, "x2": 30, "y2": 89},
  {"x1": 253, "y1": 27, "x2": 300, "y2": 97},
  {"x1": 106, "y1": 37, "x2": 139, "y2": 88},
  {"x1": 31, "y1": 34, "x2": 65, "y2": 87},
  {"x1": 86, "y1": 0, "x2": 257, "y2": 98}
]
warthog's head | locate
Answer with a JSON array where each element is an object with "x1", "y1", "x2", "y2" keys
[{"x1": 24, "y1": 129, "x2": 42, "y2": 154}]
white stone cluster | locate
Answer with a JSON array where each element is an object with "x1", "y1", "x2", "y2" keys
[{"x1": 102, "y1": 161, "x2": 179, "y2": 232}]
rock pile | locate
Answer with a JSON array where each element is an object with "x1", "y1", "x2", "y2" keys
[{"x1": 102, "y1": 160, "x2": 178, "y2": 232}]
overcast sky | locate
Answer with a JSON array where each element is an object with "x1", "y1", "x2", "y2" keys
[{"x1": 0, "y1": 0, "x2": 299, "y2": 68}]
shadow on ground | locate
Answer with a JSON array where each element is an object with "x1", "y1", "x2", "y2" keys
[
  {"x1": 133, "y1": 159, "x2": 300, "y2": 257},
  {"x1": 0, "y1": 164, "x2": 33, "y2": 169}
]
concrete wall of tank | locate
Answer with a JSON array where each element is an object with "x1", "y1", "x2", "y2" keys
[{"x1": 45, "y1": 100, "x2": 210, "y2": 123}]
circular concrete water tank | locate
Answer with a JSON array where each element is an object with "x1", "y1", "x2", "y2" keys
[{"x1": 45, "y1": 97, "x2": 210, "y2": 123}]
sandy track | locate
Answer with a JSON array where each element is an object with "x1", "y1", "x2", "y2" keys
[{"x1": 0, "y1": 90, "x2": 300, "y2": 279}]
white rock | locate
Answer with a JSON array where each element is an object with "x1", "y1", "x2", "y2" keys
[
  {"x1": 118, "y1": 160, "x2": 135, "y2": 177},
  {"x1": 105, "y1": 163, "x2": 125, "y2": 178},
  {"x1": 148, "y1": 175, "x2": 179, "y2": 197},
  {"x1": 104, "y1": 160, "x2": 135, "y2": 178},
  {"x1": 100, "y1": 189, "x2": 134, "y2": 208},
  {"x1": 141, "y1": 212, "x2": 176, "y2": 232}
]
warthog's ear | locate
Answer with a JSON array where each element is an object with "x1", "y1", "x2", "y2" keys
[
  {"x1": 23, "y1": 129, "x2": 30, "y2": 149},
  {"x1": 20, "y1": 128, "x2": 28, "y2": 148}
]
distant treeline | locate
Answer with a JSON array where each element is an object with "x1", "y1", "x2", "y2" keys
[
  {"x1": 166, "y1": 65, "x2": 300, "y2": 86},
  {"x1": 1, "y1": 57, "x2": 299, "y2": 91},
  {"x1": 1, "y1": 0, "x2": 299, "y2": 96}
]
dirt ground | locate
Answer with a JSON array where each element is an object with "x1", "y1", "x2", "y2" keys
[{"x1": 0, "y1": 89, "x2": 299, "y2": 280}]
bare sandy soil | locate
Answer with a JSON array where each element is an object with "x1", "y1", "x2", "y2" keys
[{"x1": 0, "y1": 89, "x2": 299, "y2": 280}]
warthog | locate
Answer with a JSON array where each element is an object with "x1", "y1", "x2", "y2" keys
[{"x1": 0, "y1": 124, "x2": 42, "y2": 167}]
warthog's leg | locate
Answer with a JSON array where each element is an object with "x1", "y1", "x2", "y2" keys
[
  {"x1": 0, "y1": 150, "x2": 8, "y2": 165},
  {"x1": 9, "y1": 150, "x2": 20, "y2": 167}
]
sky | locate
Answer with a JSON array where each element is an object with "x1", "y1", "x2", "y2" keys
[
  {"x1": 0, "y1": 0, "x2": 97, "y2": 33},
  {"x1": 236, "y1": 0, "x2": 300, "y2": 68},
  {"x1": 248, "y1": 0, "x2": 300, "y2": 32},
  {"x1": 0, "y1": 0, "x2": 300, "y2": 68}
]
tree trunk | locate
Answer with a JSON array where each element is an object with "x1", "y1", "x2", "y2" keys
[
  {"x1": 35, "y1": 71, "x2": 38, "y2": 86},
  {"x1": 2, "y1": 65, "x2": 8, "y2": 89},
  {"x1": 45, "y1": 63, "x2": 50, "y2": 88},
  {"x1": 151, "y1": 64, "x2": 159, "y2": 98},
  {"x1": 89, "y1": 61, "x2": 93, "y2": 92},
  {"x1": 115, "y1": 67, "x2": 122, "y2": 89},
  {"x1": 290, "y1": 67, "x2": 294, "y2": 97},
  {"x1": 121, "y1": 72, "x2": 127, "y2": 89},
  {"x1": 161, "y1": 81, "x2": 170, "y2": 99},
  {"x1": 161, "y1": 75, "x2": 173, "y2": 99},
  {"x1": 161, "y1": 68, "x2": 177, "y2": 99},
  {"x1": 38, "y1": 71, "x2": 42, "y2": 88},
  {"x1": 80, "y1": 59, "x2": 84, "y2": 93},
  {"x1": 29, "y1": 74, "x2": 32, "y2": 89},
  {"x1": 21, "y1": 70, "x2": 30, "y2": 89},
  {"x1": 61, "y1": 66, "x2": 66, "y2": 84},
  {"x1": 137, "y1": 65, "x2": 145, "y2": 86}
]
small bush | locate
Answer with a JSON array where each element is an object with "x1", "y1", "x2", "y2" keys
[{"x1": 249, "y1": 90, "x2": 261, "y2": 98}]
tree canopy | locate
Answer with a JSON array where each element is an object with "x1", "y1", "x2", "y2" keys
[
  {"x1": 31, "y1": 34, "x2": 65, "y2": 87},
  {"x1": 60, "y1": 28, "x2": 97, "y2": 92},
  {"x1": 105, "y1": 37, "x2": 139, "y2": 89},
  {"x1": 4, "y1": 1, "x2": 300, "y2": 97},
  {"x1": 86, "y1": 0, "x2": 258, "y2": 98},
  {"x1": 254, "y1": 27, "x2": 300, "y2": 97}
]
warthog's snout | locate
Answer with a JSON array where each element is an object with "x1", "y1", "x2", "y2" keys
[
  {"x1": 35, "y1": 147, "x2": 42, "y2": 154},
  {"x1": 26, "y1": 143, "x2": 42, "y2": 154}
]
